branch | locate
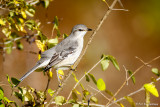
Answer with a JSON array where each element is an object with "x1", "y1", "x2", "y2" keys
[
  {"x1": 108, "y1": 76, "x2": 160, "y2": 107},
  {"x1": 67, "y1": 58, "x2": 104, "y2": 101},
  {"x1": 45, "y1": 69, "x2": 74, "y2": 107},
  {"x1": 74, "y1": 0, "x2": 120, "y2": 67},
  {"x1": 46, "y1": 0, "x2": 122, "y2": 106},
  {"x1": 106, "y1": 56, "x2": 160, "y2": 106}
]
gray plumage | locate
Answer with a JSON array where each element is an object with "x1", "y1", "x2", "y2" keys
[{"x1": 18, "y1": 24, "x2": 92, "y2": 84}]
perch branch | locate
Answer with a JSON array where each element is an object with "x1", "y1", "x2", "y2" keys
[{"x1": 106, "y1": 56, "x2": 160, "y2": 106}]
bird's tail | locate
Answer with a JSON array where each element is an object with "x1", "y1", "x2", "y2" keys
[{"x1": 16, "y1": 64, "x2": 41, "y2": 86}]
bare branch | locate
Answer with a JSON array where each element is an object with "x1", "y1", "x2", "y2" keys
[
  {"x1": 106, "y1": 56, "x2": 160, "y2": 106},
  {"x1": 108, "y1": 76, "x2": 160, "y2": 107},
  {"x1": 123, "y1": 65, "x2": 128, "y2": 85}
]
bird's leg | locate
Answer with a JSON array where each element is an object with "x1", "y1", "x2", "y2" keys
[
  {"x1": 44, "y1": 65, "x2": 52, "y2": 72},
  {"x1": 56, "y1": 69, "x2": 64, "y2": 86},
  {"x1": 70, "y1": 65, "x2": 77, "y2": 71}
]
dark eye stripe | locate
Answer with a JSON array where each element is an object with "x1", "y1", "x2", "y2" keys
[{"x1": 78, "y1": 29, "x2": 84, "y2": 31}]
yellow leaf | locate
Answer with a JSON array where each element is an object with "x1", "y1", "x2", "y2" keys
[
  {"x1": 35, "y1": 40, "x2": 45, "y2": 52},
  {"x1": 21, "y1": 10, "x2": 27, "y2": 19},
  {"x1": 0, "y1": 19, "x2": 5, "y2": 25},
  {"x1": 38, "y1": 54, "x2": 41, "y2": 60},
  {"x1": 58, "y1": 69, "x2": 64, "y2": 75},
  {"x1": 144, "y1": 84, "x2": 159, "y2": 97},
  {"x1": 19, "y1": 18, "x2": 24, "y2": 23},
  {"x1": 48, "y1": 70, "x2": 53, "y2": 79},
  {"x1": 124, "y1": 96, "x2": 135, "y2": 107},
  {"x1": 73, "y1": 89, "x2": 81, "y2": 95},
  {"x1": 117, "y1": 102, "x2": 125, "y2": 107}
]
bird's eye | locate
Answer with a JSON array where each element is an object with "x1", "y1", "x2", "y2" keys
[{"x1": 78, "y1": 29, "x2": 84, "y2": 31}]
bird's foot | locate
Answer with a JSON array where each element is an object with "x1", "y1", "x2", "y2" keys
[{"x1": 70, "y1": 65, "x2": 77, "y2": 71}]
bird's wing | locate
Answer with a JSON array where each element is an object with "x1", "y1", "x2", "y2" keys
[{"x1": 44, "y1": 46, "x2": 76, "y2": 70}]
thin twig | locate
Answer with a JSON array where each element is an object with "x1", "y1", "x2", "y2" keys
[
  {"x1": 44, "y1": 71, "x2": 52, "y2": 93},
  {"x1": 123, "y1": 65, "x2": 128, "y2": 85},
  {"x1": 45, "y1": 70, "x2": 74, "y2": 107},
  {"x1": 74, "y1": 0, "x2": 120, "y2": 67},
  {"x1": 108, "y1": 76, "x2": 160, "y2": 107},
  {"x1": 45, "y1": 101, "x2": 105, "y2": 107},
  {"x1": 135, "y1": 56, "x2": 151, "y2": 67},
  {"x1": 67, "y1": 58, "x2": 104, "y2": 101},
  {"x1": 106, "y1": 56, "x2": 160, "y2": 106},
  {"x1": 88, "y1": 85, "x2": 110, "y2": 101}
]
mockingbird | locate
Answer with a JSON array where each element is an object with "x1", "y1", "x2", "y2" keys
[{"x1": 18, "y1": 24, "x2": 92, "y2": 85}]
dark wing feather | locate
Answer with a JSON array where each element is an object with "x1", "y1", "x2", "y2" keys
[{"x1": 44, "y1": 47, "x2": 76, "y2": 70}]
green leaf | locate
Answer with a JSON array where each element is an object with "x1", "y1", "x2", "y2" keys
[
  {"x1": 0, "y1": 89, "x2": 4, "y2": 100},
  {"x1": 44, "y1": 0, "x2": 50, "y2": 8},
  {"x1": 88, "y1": 73, "x2": 97, "y2": 85},
  {"x1": 6, "y1": 47, "x2": 12, "y2": 54},
  {"x1": 72, "y1": 73, "x2": 79, "y2": 82},
  {"x1": 2, "y1": 28, "x2": 11, "y2": 37},
  {"x1": 145, "y1": 90, "x2": 150, "y2": 107},
  {"x1": 0, "y1": 102, "x2": 5, "y2": 107},
  {"x1": 37, "y1": 31, "x2": 47, "y2": 41},
  {"x1": 108, "y1": 55, "x2": 120, "y2": 71},
  {"x1": 85, "y1": 72, "x2": 90, "y2": 82},
  {"x1": 47, "y1": 38, "x2": 58, "y2": 49},
  {"x1": 144, "y1": 84, "x2": 159, "y2": 97},
  {"x1": 72, "y1": 91, "x2": 78, "y2": 101},
  {"x1": 97, "y1": 78, "x2": 106, "y2": 91},
  {"x1": 101, "y1": 58, "x2": 109, "y2": 71},
  {"x1": 83, "y1": 90, "x2": 90, "y2": 97},
  {"x1": 24, "y1": 91, "x2": 33, "y2": 102},
  {"x1": 73, "y1": 89, "x2": 81, "y2": 95},
  {"x1": 4, "y1": 97, "x2": 14, "y2": 103},
  {"x1": 14, "y1": 92, "x2": 24, "y2": 101},
  {"x1": 73, "y1": 104, "x2": 79, "y2": 107},
  {"x1": 55, "y1": 96, "x2": 66, "y2": 105},
  {"x1": 16, "y1": 41, "x2": 23, "y2": 50},
  {"x1": 48, "y1": 89, "x2": 54, "y2": 96},
  {"x1": 124, "y1": 96, "x2": 135, "y2": 107},
  {"x1": 11, "y1": 77, "x2": 21, "y2": 86},
  {"x1": 6, "y1": 75, "x2": 13, "y2": 88},
  {"x1": 25, "y1": 10, "x2": 34, "y2": 17},
  {"x1": 90, "y1": 96, "x2": 98, "y2": 103},
  {"x1": 9, "y1": 11, "x2": 15, "y2": 17},
  {"x1": 80, "y1": 83, "x2": 85, "y2": 90},
  {"x1": 56, "y1": 29, "x2": 61, "y2": 37},
  {"x1": 25, "y1": 8, "x2": 35, "y2": 17},
  {"x1": 117, "y1": 102, "x2": 125, "y2": 107},
  {"x1": 151, "y1": 68, "x2": 160, "y2": 76},
  {"x1": 68, "y1": 99, "x2": 76, "y2": 104},
  {"x1": 54, "y1": 16, "x2": 59, "y2": 28},
  {"x1": 105, "y1": 89, "x2": 114, "y2": 96},
  {"x1": 63, "y1": 33, "x2": 68, "y2": 39},
  {"x1": 127, "y1": 70, "x2": 136, "y2": 84}
]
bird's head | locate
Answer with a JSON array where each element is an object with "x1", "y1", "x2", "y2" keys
[{"x1": 71, "y1": 24, "x2": 92, "y2": 38}]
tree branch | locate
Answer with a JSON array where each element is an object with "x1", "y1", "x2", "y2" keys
[
  {"x1": 106, "y1": 56, "x2": 160, "y2": 106},
  {"x1": 46, "y1": 0, "x2": 122, "y2": 106},
  {"x1": 108, "y1": 75, "x2": 160, "y2": 107},
  {"x1": 67, "y1": 58, "x2": 104, "y2": 101}
]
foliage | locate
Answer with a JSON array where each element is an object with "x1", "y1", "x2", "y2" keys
[
  {"x1": 0, "y1": 0, "x2": 160, "y2": 107},
  {"x1": 0, "y1": 0, "x2": 53, "y2": 54}
]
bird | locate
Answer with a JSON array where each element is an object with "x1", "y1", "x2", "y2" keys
[{"x1": 17, "y1": 24, "x2": 92, "y2": 86}]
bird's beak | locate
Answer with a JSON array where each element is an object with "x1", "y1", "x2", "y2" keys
[{"x1": 87, "y1": 28, "x2": 92, "y2": 31}]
